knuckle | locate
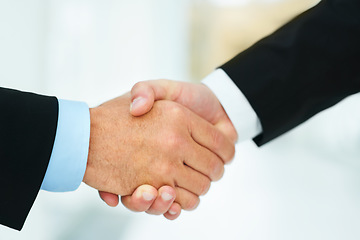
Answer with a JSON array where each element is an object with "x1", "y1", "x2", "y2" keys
[
  {"x1": 223, "y1": 143, "x2": 236, "y2": 164},
  {"x1": 163, "y1": 133, "x2": 186, "y2": 150},
  {"x1": 199, "y1": 179, "x2": 211, "y2": 196},
  {"x1": 209, "y1": 158, "x2": 224, "y2": 181},
  {"x1": 211, "y1": 130, "x2": 236, "y2": 164},
  {"x1": 227, "y1": 144, "x2": 236, "y2": 162},
  {"x1": 215, "y1": 165, "x2": 225, "y2": 181},
  {"x1": 182, "y1": 196, "x2": 200, "y2": 211},
  {"x1": 211, "y1": 129, "x2": 225, "y2": 152},
  {"x1": 132, "y1": 81, "x2": 146, "y2": 92},
  {"x1": 168, "y1": 103, "x2": 185, "y2": 119},
  {"x1": 158, "y1": 162, "x2": 176, "y2": 176}
]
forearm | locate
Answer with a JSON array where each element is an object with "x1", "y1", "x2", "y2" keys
[
  {"x1": 0, "y1": 87, "x2": 58, "y2": 230},
  {"x1": 221, "y1": 0, "x2": 360, "y2": 145}
]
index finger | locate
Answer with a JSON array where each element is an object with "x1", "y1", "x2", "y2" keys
[{"x1": 186, "y1": 108, "x2": 236, "y2": 164}]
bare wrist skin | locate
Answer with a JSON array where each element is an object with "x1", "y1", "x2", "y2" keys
[{"x1": 83, "y1": 107, "x2": 103, "y2": 190}]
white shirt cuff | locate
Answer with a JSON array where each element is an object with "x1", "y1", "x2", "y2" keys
[
  {"x1": 202, "y1": 69, "x2": 263, "y2": 142},
  {"x1": 41, "y1": 99, "x2": 90, "y2": 192}
]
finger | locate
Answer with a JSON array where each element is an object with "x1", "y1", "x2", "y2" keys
[
  {"x1": 121, "y1": 185, "x2": 157, "y2": 212},
  {"x1": 176, "y1": 166, "x2": 211, "y2": 196},
  {"x1": 145, "y1": 186, "x2": 176, "y2": 215},
  {"x1": 175, "y1": 187, "x2": 200, "y2": 211},
  {"x1": 99, "y1": 191, "x2": 119, "y2": 207},
  {"x1": 130, "y1": 80, "x2": 181, "y2": 117},
  {"x1": 187, "y1": 109, "x2": 236, "y2": 164},
  {"x1": 215, "y1": 114, "x2": 239, "y2": 144},
  {"x1": 164, "y1": 202, "x2": 182, "y2": 220},
  {"x1": 184, "y1": 143, "x2": 225, "y2": 181}
]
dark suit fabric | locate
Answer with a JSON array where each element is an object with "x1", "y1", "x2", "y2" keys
[
  {"x1": 0, "y1": 87, "x2": 58, "y2": 230},
  {"x1": 222, "y1": 0, "x2": 360, "y2": 146}
]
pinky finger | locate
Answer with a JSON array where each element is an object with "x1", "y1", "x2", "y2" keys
[
  {"x1": 99, "y1": 191, "x2": 119, "y2": 207},
  {"x1": 164, "y1": 202, "x2": 182, "y2": 220}
]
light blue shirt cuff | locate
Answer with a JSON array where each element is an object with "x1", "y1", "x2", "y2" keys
[{"x1": 41, "y1": 99, "x2": 90, "y2": 192}]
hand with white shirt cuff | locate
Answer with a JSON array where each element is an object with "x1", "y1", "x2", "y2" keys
[{"x1": 99, "y1": 70, "x2": 263, "y2": 220}]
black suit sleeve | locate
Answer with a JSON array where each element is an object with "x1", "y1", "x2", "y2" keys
[
  {"x1": 221, "y1": 0, "x2": 360, "y2": 146},
  {"x1": 0, "y1": 87, "x2": 58, "y2": 230}
]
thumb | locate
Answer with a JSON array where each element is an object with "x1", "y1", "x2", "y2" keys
[
  {"x1": 130, "y1": 80, "x2": 181, "y2": 116},
  {"x1": 215, "y1": 117, "x2": 238, "y2": 144},
  {"x1": 130, "y1": 82, "x2": 156, "y2": 116}
]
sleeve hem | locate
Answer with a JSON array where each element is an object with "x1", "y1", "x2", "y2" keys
[
  {"x1": 202, "y1": 69, "x2": 263, "y2": 142},
  {"x1": 41, "y1": 99, "x2": 90, "y2": 192}
]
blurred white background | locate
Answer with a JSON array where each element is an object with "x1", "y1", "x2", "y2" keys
[{"x1": 1, "y1": 0, "x2": 360, "y2": 239}]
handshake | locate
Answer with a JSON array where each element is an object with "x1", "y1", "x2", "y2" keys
[{"x1": 84, "y1": 80, "x2": 237, "y2": 220}]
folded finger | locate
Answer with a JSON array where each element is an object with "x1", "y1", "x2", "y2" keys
[
  {"x1": 145, "y1": 186, "x2": 176, "y2": 215},
  {"x1": 176, "y1": 165, "x2": 211, "y2": 196},
  {"x1": 164, "y1": 202, "x2": 182, "y2": 220},
  {"x1": 183, "y1": 144, "x2": 225, "y2": 181},
  {"x1": 121, "y1": 185, "x2": 157, "y2": 212},
  {"x1": 99, "y1": 191, "x2": 119, "y2": 207},
  {"x1": 187, "y1": 110, "x2": 235, "y2": 164},
  {"x1": 175, "y1": 187, "x2": 200, "y2": 211}
]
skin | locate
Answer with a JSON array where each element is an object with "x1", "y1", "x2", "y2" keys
[
  {"x1": 99, "y1": 80, "x2": 237, "y2": 219},
  {"x1": 84, "y1": 93, "x2": 235, "y2": 210}
]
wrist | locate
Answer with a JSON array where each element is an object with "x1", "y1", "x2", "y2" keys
[
  {"x1": 83, "y1": 107, "x2": 98, "y2": 185},
  {"x1": 202, "y1": 69, "x2": 262, "y2": 142}
]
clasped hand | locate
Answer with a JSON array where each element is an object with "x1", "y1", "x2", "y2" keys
[{"x1": 83, "y1": 80, "x2": 237, "y2": 220}]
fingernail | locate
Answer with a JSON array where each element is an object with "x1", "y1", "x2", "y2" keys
[
  {"x1": 130, "y1": 97, "x2": 146, "y2": 112},
  {"x1": 142, "y1": 192, "x2": 155, "y2": 201},
  {"x1": 169, "y1": 210, "x2": 177, "y2": 215},
  {"x1": 161, "y1": 192, "x2": 174, "y2": 201}
]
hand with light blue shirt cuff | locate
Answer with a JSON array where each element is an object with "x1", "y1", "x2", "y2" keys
[
  {"x1": 110, "y1": 71, "x2": 263, "y2": 220},
  {"x1": 41, "y1": 69, "x2": 258, "y2": 193},
  {"x1": 38, "y1": 70, "x2": 260, "y2": 223},
  {"x1": 41, "y1": 99, "x2": 90, "y2": 192},
  {"x1": 38, "y1": 92, "x2": 235, "y2": 223}
]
